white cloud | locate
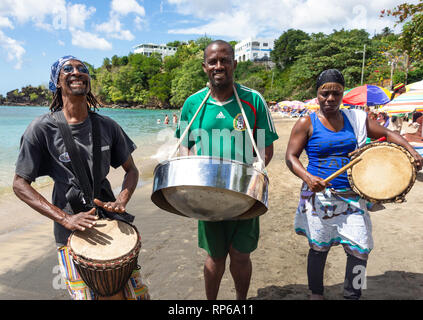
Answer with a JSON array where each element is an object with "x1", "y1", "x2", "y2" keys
[
  {"x1": 71, "y1": 30, "x2": 112, "y2": 50},
  {"x1": 66, "y1": 3, "x2": 96, "y2": 31},
  {"x1": 167, "y1": 0, "x2": 229, "y2": 19},
  {"x1": 169, "y1": 11, "x2": 258, "y2": 39},
  {"x1": 0, "y1": 30, "x2": 25, "y2": 69},
  {"x1": 118, "y1": 29, "x2": 134, "y2": 40},
  {"x1": 96, "y1": 15, "x2": 134, "y2": 40},
  {"x1": 0, "y1": 0, "x2": 114, "y2": 59},
  {"x1": 111, "y1": 0, "x2": 145, "y2": 16},
  {"x1": 0, "y1": 0, "x2": 68, "y2": 31},
  {"x1": 95, "y1": 0, "x2": 145, "y2": 41},
  {"x1": 0, "y1": 17, "x2": 13, "y2": 29},
  {"x1": 134, "y1": 16, "x2": 145, "y2": 31},
  {"x1": 0, "y1": 0, "x2": 95, "y2": 31},
  {"x1": 167, "y1": 0, "x2": 411, "y2": 39}
]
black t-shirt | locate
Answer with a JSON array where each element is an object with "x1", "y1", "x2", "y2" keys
[{"x1": 15, "y1": 111, "x2": 137, "y2": 246}]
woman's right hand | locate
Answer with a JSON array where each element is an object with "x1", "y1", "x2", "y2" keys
[
  {"x1": 62, "y1": 208, "x2": 98, "y2": 231},
  {"x1": 305, "y1": 173, "x2": 331, "y2": 192}
]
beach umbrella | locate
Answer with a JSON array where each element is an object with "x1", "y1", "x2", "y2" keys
[
  {"x1": 406, "y1": 79, "x2": 423, "y2": 91},
  {"x1": 290, "y1": 100, "x2": 305, "y2": 109},
  {"x1": 304, "y1": 98, "x2": 319, "y2": 110},
  {"x1": 380, "y1": 89, "x2": 423, "y2": 114},
  {"x1": 304, "y1": 97, "x2": 349, "y2": 110},
  {"x1": 342, "y1": 85, "x2": 391, "y2": 106},
  {"x1": 278, "y1": 100, "x2": 305, "y2": 109}
]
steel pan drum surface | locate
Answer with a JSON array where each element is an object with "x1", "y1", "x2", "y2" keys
[{"x1": 151, "y1": 156, "x2": 269, "y2": 221}]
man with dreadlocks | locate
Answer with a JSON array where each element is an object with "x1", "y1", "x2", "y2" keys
[{"x1": 12, "y1": 56, "x2": 149, "y2": 300}]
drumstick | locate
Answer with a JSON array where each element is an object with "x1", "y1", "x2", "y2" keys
[{"x1": 323, "y1": 157, "x2": 363, "y2": 183}]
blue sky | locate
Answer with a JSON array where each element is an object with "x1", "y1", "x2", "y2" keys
[{"x1": 0, "y1": 0, "x2": 415, "y2": 96}]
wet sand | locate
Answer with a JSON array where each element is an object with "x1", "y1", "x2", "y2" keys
[{"x1": 0, "y1": 115, "x2": 422, "y2": 300}]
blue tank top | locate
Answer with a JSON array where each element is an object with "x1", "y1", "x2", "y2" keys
[{"x1": 305, "y1": 112, "x2": 357, "y2": 189}]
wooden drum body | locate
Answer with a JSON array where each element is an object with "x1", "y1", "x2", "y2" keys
[
  {"x1": 67, "y1": 219, "x2": 141, "y2": 297},
  {"x1": 347, "y1": 142, "x2": 417, "y2": 203}
]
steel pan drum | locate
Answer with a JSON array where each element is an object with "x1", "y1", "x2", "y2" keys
[{"x1": 151, "y1": 156, "x2": 269, "y2": 221}]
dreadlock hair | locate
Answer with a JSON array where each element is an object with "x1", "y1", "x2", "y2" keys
[{"x1": 49, "y1": 88, "x2": 101, "y2": 113}]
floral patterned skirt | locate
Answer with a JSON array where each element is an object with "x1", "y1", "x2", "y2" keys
[{"x1": 294, "y1": 183, "x2": 373, "y2": 260}]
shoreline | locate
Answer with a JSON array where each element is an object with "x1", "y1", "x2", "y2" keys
[
  {"x1": 0, "y1": 103, "x2": 181, "y2": 110},
  {"x1": 1, "y1": 115, "x2": 423, "y2": 300}
]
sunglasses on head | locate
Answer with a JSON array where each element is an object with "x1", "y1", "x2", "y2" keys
[{"x1": 61, "y1": 64, "x2": 89, "y2": 74}]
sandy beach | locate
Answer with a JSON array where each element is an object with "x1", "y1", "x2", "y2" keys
[{"x1": 0, "y1": 115, "x2": 422, "y2": 300}]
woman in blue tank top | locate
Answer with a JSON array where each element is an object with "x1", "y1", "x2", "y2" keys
[
  {"x1": 305, "y1": 110, "x2": 357, "y2": 189},
  {"x1": 285, "y1": 69, "x2": 423, "y2": 300}
]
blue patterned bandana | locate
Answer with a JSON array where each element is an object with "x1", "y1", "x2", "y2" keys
[{"x1": 48, "y1": 55, "x2": 89, "y2": 93}]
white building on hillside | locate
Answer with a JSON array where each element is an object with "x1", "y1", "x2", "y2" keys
[
  {"x1": 133, "y1": 43, "x2": 177, "y2": 58},
  {"x1": 234, "y1": 38, "x2": 275, "y2": 63}
]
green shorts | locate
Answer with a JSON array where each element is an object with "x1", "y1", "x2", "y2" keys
[{"x1": 198, "y1": 217, "x2": 260, "y2": 258}]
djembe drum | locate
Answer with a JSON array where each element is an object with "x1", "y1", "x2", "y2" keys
[
  {"x1": 347, "y1": 142, "x2": 417, "y2": 203},
  {"x1": 67, "y1": 219, "x2": 141, "y2": 297}
]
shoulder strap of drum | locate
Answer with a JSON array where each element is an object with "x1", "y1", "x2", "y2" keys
[
  {"x1": 89, "y1": 112, "x2": 102, "y2": 199},
  {"x1": 53, "y1": 110, "x2": 135, "y2": 224},
  {"x1": 89, "y1": 113, "x2": 135, "y2": 223},
  {"x1": 52, "y1": 110, "x2": 94, "y2": 208}
]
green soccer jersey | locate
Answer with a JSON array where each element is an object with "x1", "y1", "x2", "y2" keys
[{"x1": 175, "y1": 83, "x2": 279, "y2": 164}]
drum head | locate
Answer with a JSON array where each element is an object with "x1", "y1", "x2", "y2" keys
[
  {"x1": 348, "y1": 144, "x2": 416, "y2": 202},
  {"x1": 69, "y1": 219, "x2": 139, "y2": 261}
]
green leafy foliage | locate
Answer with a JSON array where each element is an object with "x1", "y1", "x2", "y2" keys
[{"x1": 7, "y1": 19, "x2": 422, "y2": 108}]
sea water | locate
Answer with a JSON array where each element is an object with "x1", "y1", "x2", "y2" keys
[{"x1": 0, "y1": 105, "x2": 180, "y2": 193}]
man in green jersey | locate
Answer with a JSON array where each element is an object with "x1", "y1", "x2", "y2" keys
[{"x1": 175, "y1": 40, "x2": 278, "y2": 300}]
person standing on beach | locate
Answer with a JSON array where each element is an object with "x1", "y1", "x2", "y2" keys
[
  {"x1": 390, "y1": 83, "x2": 406, "y2": 101},
  {"x1": 12, "y1": 55, "x2": 149, "y2": 300},
  {"x1": 175, "y1": 40, "x2": 278, "y2": 300},
  {"x1": 285, "y1": 69, "x2": 422, "y2": 300}
]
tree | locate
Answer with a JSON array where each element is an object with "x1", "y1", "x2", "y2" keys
[
  {"x1": 174, "y1": 41, "x2": 203, "y2": 62},
  {"x1": 111, "y1": 55, "x2": 120, "y2": 67},
  {"x1": 167, "y1": 40, "x2": 183, "y2": 47},
  {"x1": 148, "y1": 73, "x2": 172, "y2": 106},
  {"x1": 29, "y1": 93, "x2": 39, "y2": 102},
  {"x1": 399, "y1": 13, "x2": 423, "y2": 60},
  {"x1": 83, "y1": 61, "x2": 96, "y2": 80},
  {"x1": 102, "y1": 57, "x2": 111, "y2": 71},
  {"x1": 228, "y1": 41, "x2": 238, "y2": 47},
  {"x1": 381, "y1": 0, "x2": 423, "y2": 82},
  {"x1": 163, "y1": 54, "x2": 182, "y2": 73},
  {"x1": 170, "y1": 57, "x2": 208, "y2": 107},
  {"x1": 380, "y1": 1, "x2": 423, "y2": 23},
  {"x1": 195, "y1": 36, "x2": 213, "y2": 51},
  {"x1": 373, "y1": 27, "x2": 395, "y2": 40},
  {"x1": 238, "y1": 75, "x2": 265, "y2": 94},
  {"x1": 91, "y1": 68, "x2": 113, "y2": 103},
  {"x1": 286, "y1": 29, "x2": 378, "y2": 99},
  {"x1": 270, "y1": 29, "x2": 310, "y2": 69},
  {"x1": 234, "y1": 61, "x2": 264, "y2": 81}
]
